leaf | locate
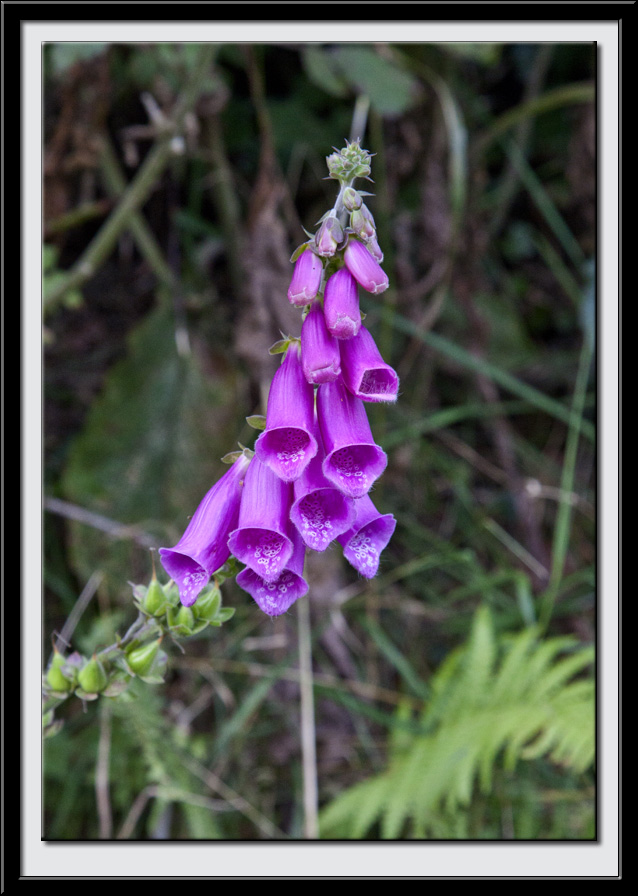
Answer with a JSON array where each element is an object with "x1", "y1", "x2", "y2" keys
[
  {"x1": 319, "y1": 606, "x2": 594, "y2": 839},
  {"x1": 331, "y1": 46, "x2": 420, "y2": 116},
  {"x1": 302, "y1": 47, "x2": 349, "y2": 98}
]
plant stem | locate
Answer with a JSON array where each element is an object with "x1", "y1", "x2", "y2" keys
[
  {"x1": 297, "y1": 593, "x2": 319, "y2": 839},
  {"x1": 45, "y1": 44, "x2": 216, "y2": 309}
]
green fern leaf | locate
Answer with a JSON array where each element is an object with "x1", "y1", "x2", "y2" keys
[{"x1": 319, "y1": 605, "x2": 594, "y2": 839}]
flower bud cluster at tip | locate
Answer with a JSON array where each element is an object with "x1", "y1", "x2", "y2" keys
[{"x1": 158, "y1": 141, "x2": 398, "y2": 618}]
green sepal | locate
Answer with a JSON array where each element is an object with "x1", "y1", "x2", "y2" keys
[
  {"x1": 290, "y1": 241, "x2": 312, "y2": 263},
  {"x1": 166, "y1": 604, "x2": 208, "y2": 637},
  {"x1": 269, "y1": 337, "x2": 291, "y2": 355},
  {"x1": 209, "y1": 606, "x2": 235, "y2": 627},
  {"x1": 102, "y1": 675, "x2": 132, "y2": 697},
  {"x1": 246, "y1": 414, "x2": 267, "y2": 431}
]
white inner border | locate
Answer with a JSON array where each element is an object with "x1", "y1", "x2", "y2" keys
[{"x1": 24, "y1": 18, "x2": 619, "y2": 879}]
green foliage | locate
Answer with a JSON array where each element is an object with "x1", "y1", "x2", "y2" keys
[{"x1": 319, "y1": 606, "x2": 594, "y2": 839}]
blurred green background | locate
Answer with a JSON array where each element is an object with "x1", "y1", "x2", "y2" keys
[{"x1": 43, "y1": 41, "x2": 595, "y2": 840}]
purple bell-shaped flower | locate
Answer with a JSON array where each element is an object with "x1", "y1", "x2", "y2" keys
[
  {"x1": 227, "y1": 456, "x2": 295, "y2": 583},
  {"x1": 236, "y1": 527, "x2": 308, "y2": 616},
  {"x1": 344, "y1": 238, "x2": 389, "y2": 294},
  {"x1": 255, "y1": 341, "x2": 318, "y2": 482},
  {"x1": 338, "y1": 493, "x2": 396, "y2": 579},
  {"x1": 300, "y1": 300, "x2": 341, "y2": 385},
  {"x1": 159, "y1": 452, "x2": 251, "y2": 607},
  {"x1": 287, "y1": 247, "x2": 323, "y2": 307},
  {"x1": 290, "y1": 420, "x2": 356, "y2": 551},
  {"x1": 317, "y1": 378, "x2": 387, "y2": 499},
  {"x1": 340, "y1": 324, "x2": 399, "y2": 403},
  {"x1": 323, "y1": 267, "x2": 361, "y2": 340}
]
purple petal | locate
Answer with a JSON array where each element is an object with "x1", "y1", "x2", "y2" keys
[
  {"x1": 314, "y1": 216, "x2": 344, "y2": 258},
  {"x1": 317, "y1": 379, "x2": 387, "y2": 498},
  {"x1": 290, "y1": 446, "x2": 356, "y2": 551},
  {"x1": 340, "y1": 325, "x2": 399, "y2": 403},
  {"x1": 288, "y1": 248, "x2": 323, "y2": 307},
  {"x1": 236, "y1": 529, "x2": 308, "y2": 616},
  {"x1": 255, "y1": 343, "x2": 318, "y2": 482},
  {"x1": 344, "y1": 238, "x2": 389, "y2": 294},
  {"x1": 323, "y1": 268, "x2": 361, "y2": 340},
  {"x1": 301, "y1": 301, "x2": 341, "y2": 385},
  {"x1": 227, "y1": 457, "x2": 294, "y2": 582},
  {"x1": 159, "y1": 453, "x2": 251, "y2": 607},
  {"x1": 338, "y1": 494, "x2": 396, "y2": 578}
]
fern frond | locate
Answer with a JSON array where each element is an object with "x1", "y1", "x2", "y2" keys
[{"x1": 319, "y1": 605, "x2": 594, "y2": 839}]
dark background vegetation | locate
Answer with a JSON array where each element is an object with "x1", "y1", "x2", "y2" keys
[{"x1": 43, "y1": 41, "x2": 595, "y2": 840}]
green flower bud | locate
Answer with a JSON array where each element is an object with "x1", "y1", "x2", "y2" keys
[
  {"x1": 342, "y1": 187, "x2": 362, "y2": 211},
  {"x1": 46, "y1": 651, "x2": 73, "y2": 693},
  {"x1": 193, "y1": 585, "x2": 222, "y2": 622},
  {"x1": 126, "y1": 638, "x2": 162, "y2": 676},
  {"x1": 326, "y1": 140, "x2": 372, "y2": 183},
  {"x1": 77, "y1": 655, "x2": 108, "y2": 695},
  {"x1": 141, "y1": 577, "x2": 170, "y2": 617}
]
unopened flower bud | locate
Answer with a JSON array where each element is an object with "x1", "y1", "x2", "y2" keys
[
  {"x1": 288, "y1": 247, "x2": 323, "y2": 307},
  {"x1": 141, "y1": 576, "x2": 170, "y2": 617},
  {"x1": 46, "y1": 650, "x2": 75, "y2": 693},
  {"x1": 342, "y1": 187, "x2": 362, "y2": 211},
  {"x1": 77, "y1": 655, "x2": 109, "y2": 695},
  {"x1": 350, "y1": 204, "x2": 376, "y2": 242},
  {"x1": 326, "y1": 140, "x2": 372, "y2": 182},
  {"x1": 193, "y1": 584, "x2": 222, "y2": 622},
  {"x1": 344, "y1": 238, "x2": 389, "y2": 294},
  {"x1": 126, "y1": 638, "x2": 162, "y2": 677},
  {"x1": 314, "y1": 216, "x2": 344, "y2": 258}
]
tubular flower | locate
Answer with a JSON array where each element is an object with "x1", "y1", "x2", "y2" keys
[
  {"x1": 236, "y1": 527, "x2": 308, "y2": 616},
  {"x1": 323, "y1": 267, "x2": 361, "y2": 340},
  {"x1": 317, "y1": 378, "x2": 387, "y2": 499},
  {"x1": 340, "y1": 324, "x2": 399, "y2": 403},
  {"x1": 287, "y1": 247, "x2": 323, "y2": 307},
  {"x1": 290, "y1": 424, "x2": 356, "y2": 552},
  {"x1": 255, "y1": 342, "x2": 318, "y2": 482},
  {"x1": 301, "y1": 300, "x2": 341, "y2": 385},
  {"x1": 337, "y1": 493, "x2": 396, "y2": 579},
  {"x1": 314, "y1": 215, "x2": 344, "y2": 257},
  {"x1": 159, "y1": 452, "x2": 251, "y2": 607},
  {"x1": 227, "y1": 456, "x2": 295, "y2": 583},
  {"x1": 344, "y1": 237, "x2": 389, "y2": 294}
]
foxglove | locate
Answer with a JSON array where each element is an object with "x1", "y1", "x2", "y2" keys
[
  {"x1": 236, "y1": 527, "x2": 308, "y2": 616},
  {"x1": 159, "y1": 452, "x2": 250, "y2": 607},
  {"x1": 290, "y1": 425, "x2": 356, "y2": 551},
  {"x1": 338, "y1": 493, "x2": 396, "y2": 579},
  {"x1": 301, "y1": 301, "x2": 341, "y2": 384},
  {"x1": 227, "y1": 456, "x2": 295, "y2": 583},
  {"x1": 344, "y1": 238, "x2": 389, "y2": 294},
  {"x1": 314, "y1": 215, "x2": 344, "y2": 257},
  {"x1": 317, "y1": 378, "x2": 387, "y2": 499},
  {"x1": 340, "y1": 324, "x2": 399, "y2": 403},
  {"x1": 255, "y1": 341, "x2": 318, "y2": 482},
  {"x1": 323, "y1": 267, "x2": 361, "y2": 340},
  {"x1": 287, "y1": 247, "x2": 323, "y2": 307}
]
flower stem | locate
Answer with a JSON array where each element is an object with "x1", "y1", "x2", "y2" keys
[{"x1": 297, "y1": 591, "x2": 319, "y2": 839}]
